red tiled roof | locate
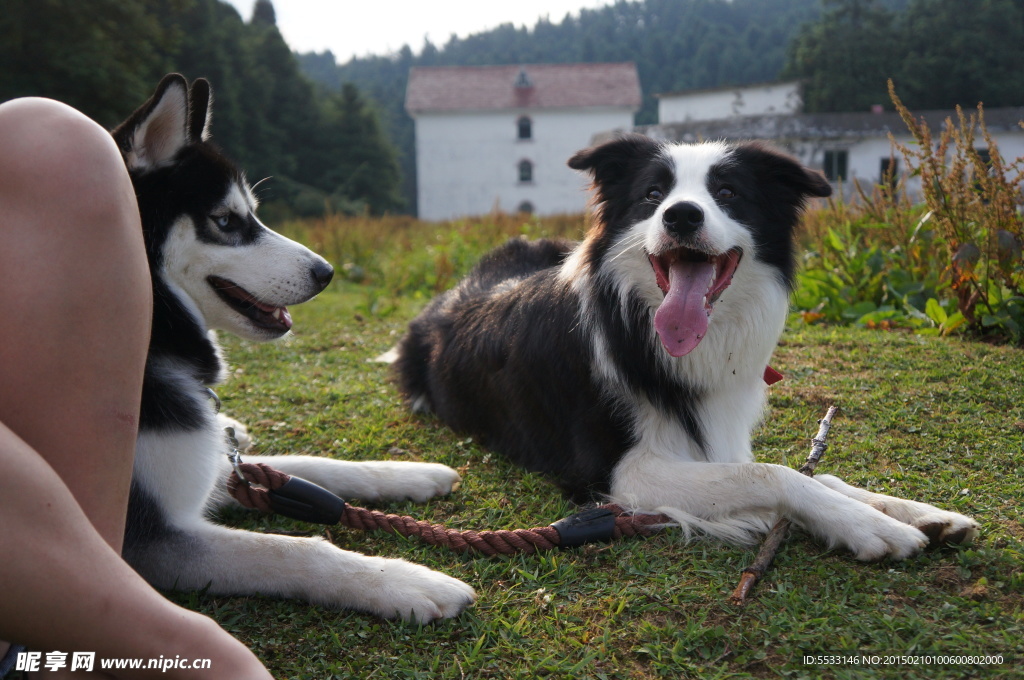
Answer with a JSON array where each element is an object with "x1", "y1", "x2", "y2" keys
[{"x1": 405, "y1": 63, "x2": 642, "y2": 114}]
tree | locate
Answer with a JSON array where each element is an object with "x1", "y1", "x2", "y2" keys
[
  {"x1": 784, "y1": 0, "x2": 1024, "y2": 113},
  {"x1": 252, "y1": 0, "x2": 277, "y2": 26},
  {"x1": 0, "y1": 0, "x2": 180, "y2": 126},
  {"x1": 894, "y1": 0, "x2": 1024, "y2": 110},
  {"x1": 313, "y1": 84, "x2": 403, "y2": 214},
  {"x1": 0, "y1": 0, "x2": 406, "y2": 217},
  {"x1": 782, "y1": 0, "x2": 899, "y2": 112}
]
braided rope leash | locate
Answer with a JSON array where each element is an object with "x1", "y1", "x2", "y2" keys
[
  {"x1": 226, "y1": 460, "x2": 671, "y2": 556},
  {"x1": 217, "y1": 369, "x2": 789, "y2": 555}
]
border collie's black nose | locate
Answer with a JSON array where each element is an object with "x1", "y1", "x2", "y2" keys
[
  {"x1": 663, "y1": 201, "x2": 704, "y2": 237},
  {"x1": 311, "y1": 260, "x2": 334, "y2": 291}
]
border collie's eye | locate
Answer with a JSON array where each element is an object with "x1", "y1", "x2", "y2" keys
[
  {"x1": 646, "y1": 187, "x2": 664, "y2": 201},
  {"x1": 717, "y1": 185, "x2": 736, "y2": 199}
]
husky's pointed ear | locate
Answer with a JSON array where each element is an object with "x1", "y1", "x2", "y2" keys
[
  {"x1": 188, "y1": 78, "x2": 212, "y2": 142},
  {"x1": 112, "y1": 73, "x2": 190, "y2": 172},
  {"x1": 568, "y1": 134, "x2": 663, "y2": 193}
]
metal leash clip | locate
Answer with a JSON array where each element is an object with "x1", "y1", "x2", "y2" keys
[
  {"x1": 224, "y1": 424, "x2": 346, "y2": 524},
  {"x1": 224, "y1": 426, "x2": 249, "y2": 485}
]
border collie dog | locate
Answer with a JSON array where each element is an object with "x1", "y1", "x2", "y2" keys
[
  {"x1": 116, "y1": 74, "x2": 474, "y2": 622},
  {"x1": 395, "y1": 135, "x2": 977, "y2": 560}
]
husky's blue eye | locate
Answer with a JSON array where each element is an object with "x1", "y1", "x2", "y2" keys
[{"x1": 212, "y1": 214, "x2": 231, "y2": 229}]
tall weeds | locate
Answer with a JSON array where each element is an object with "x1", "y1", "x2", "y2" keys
[
  {"x1": 887, "y1": 80, "x2": 1024, "y2": 341},
  {"x1": 277, "y1": 211, "x2": 585, "y2": 304}
]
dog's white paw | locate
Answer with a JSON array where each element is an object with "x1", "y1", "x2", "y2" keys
[
  {"x1": 840, "y1": 514, "x2": 929, "y2": 561},
  {"x1": 352, "y1": 462, "x2": 462, "y2": 503},
  {"x1": 396, "y1": 462, "x2": 462, "y2": 502},
  {"x1": 813, "y1": 474, "x2": 979, "y2": 555},
  {"x1": 910, "y1": 510, "x2": 979, "y2": 547},
  {"x1": 351, "y1": 558, "x2": 476, "y2": 623},
  {"x1": 216, "y1": 413, "x2": 253, "y2": 451}
]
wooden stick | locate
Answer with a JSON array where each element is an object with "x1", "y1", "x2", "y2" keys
[{"x1": 729, "y1": 405, "x2": 839, "y2": 605}]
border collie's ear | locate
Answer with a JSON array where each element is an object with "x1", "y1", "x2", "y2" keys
[
  {"x1": 111, "y1": 73, "x2": 191, "y2": 172},
  {"x1": 568, "y1": 134, "x2": 663, "y2": 189},
  {"x1": 188, "y1": 78, "x2": 212, "y2": 142},
  {"x1": 735, "y1": 141, "x2": 833, "y2": 200}
]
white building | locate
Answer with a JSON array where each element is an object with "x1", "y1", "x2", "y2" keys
[
  {"x1": 657, "y1": 80, "x2": 803, "y2": 124},
  {"x1": 643, "y1": 81, "x2": 1024, "y2": 197},
  {"x1": 405, "y1": 63, "x2": 641, "y2": 220}
]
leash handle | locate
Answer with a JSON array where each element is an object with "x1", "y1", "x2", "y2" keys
[
  {"x1": 268, "y1": 477, "x2": 347, "y2": 525},
  {"x1": 549, "y1": 507, "x2": 618, "y2": 548}
]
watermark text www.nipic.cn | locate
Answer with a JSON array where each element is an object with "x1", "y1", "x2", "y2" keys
[{"x1": 15, "y1": 651, "x2": 213, "y2": 673}]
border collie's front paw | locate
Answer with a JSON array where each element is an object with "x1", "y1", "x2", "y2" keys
[
  {"x1": 843, "y1": 515, "x2": 928, "y2": 561},
  {"x1": 913, "y1": 511, "x2": 979, "y2": 547},
  {"x1": 354, "y1": 558, "x2": 476, "y2": 623}
]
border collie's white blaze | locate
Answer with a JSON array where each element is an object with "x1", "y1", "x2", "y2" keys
[
  {"x1": 117, "y1": 74, "x2": 474, "y2": 622},
  {"x1": 396, "y1": 134, "x2": 978, "y2": 560}
]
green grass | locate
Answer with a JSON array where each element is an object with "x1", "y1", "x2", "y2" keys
[{"x1": 164, "y1": 278, "x2": 1024, "y2": 680}]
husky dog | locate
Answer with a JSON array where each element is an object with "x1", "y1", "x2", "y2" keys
[
  {"x1": 116, "y1": 74, "x2": 473, "y2": 622},
  {"x1": 395, "y1": 135, "x2": 978, "y2": 560}
]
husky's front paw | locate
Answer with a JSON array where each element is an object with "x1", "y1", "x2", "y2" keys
[
  {"x1": 216, "y1": 413, "x2": 253, "y2": 451},
  {"x1": 354, "y1": 461, "x2": 462, "y2": 503},
  {"x1": 396, "y1": 462, "x2": 462, "y2": 502},
  {"x1": 354, "y1": 558, "x2": 476, "y2": 623}
]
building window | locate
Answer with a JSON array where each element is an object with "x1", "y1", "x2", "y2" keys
[
  {"x1": 518, "y1": 159, "x2": 533, "y2": 183},
  {"x1": 517, "y1": 116, "x2": 532, "y2": 140},
  {"x1": 514, "y1": 68, "x2": 533, "y2": 89},
  {"x1": 823, "y1": 149, "x2": 848, "y2": 182},
  {"x1": 517, "y1": 201, "x2": 535, "y2": 214},
  {"x1": 880, "y1": 157, "x2": 899, "y2": 189}
]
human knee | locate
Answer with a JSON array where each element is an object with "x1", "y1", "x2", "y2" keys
[{"x1": 0, "y1": 97, "x2": 134, "y2": 222}]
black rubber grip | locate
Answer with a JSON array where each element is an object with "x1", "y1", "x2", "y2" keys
[
  {"x1": 268, "y1": 477, "x2": 346, "y2": 525},
  {"x1": 550, "y1": 507, "x2": 617, "y2": 548}
]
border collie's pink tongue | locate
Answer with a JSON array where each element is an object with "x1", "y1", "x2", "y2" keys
[{"x1": 654, "y1": 260, "x2": 716, "y2": 357}]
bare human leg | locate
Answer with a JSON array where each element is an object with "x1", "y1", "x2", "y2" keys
[{"x1": 0, "y1": 97, "x2": 272, "y2": 680}]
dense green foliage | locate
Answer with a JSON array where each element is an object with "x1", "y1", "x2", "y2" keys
[
  {"x1": 0, "y1": 0, "x2": 402, "y2": 215},
  {"x1": 784, "y1": 0, "x2": 1024, "y2": 112}
]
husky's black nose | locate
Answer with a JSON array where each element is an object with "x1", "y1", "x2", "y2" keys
[
  {"x1": 311, "y1": 260, "x2": 334, "y2": 291},
  {"x1": 662, "y1": 201, "x2": 704, "y2": 238}
]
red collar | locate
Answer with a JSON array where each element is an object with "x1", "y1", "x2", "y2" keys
[{"x1": 764, "y1": 366, "x2": 784, "y2": 385}]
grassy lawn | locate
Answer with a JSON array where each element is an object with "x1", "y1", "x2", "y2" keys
[{"x1": 168, "y1": 277, "x2": 1024, "y2": 680}]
